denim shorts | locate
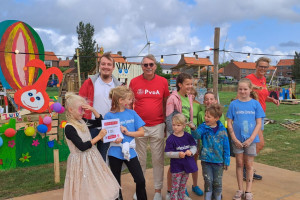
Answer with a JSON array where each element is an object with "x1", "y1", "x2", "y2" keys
[{"x1": 232, "y1": 142, "x2": 257, "y2": 156}]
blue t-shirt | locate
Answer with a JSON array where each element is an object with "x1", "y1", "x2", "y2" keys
[
  {"x1": 104, "y1": 109, "x2": 145, "y2": 160},
  {"x1": 226, "y1": 99, "x2": 265, "y2": 143},
  {"x1": 165, "y1": 132, "x2": 198, "y2": 173}
]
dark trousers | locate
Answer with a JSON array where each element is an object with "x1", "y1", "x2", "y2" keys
[
  {"x1": 90, "y1": 128, "x2": 110, "y2": 162},
  {"x1": 108, "y1": 156, "x2": 147, "y2": 200}
]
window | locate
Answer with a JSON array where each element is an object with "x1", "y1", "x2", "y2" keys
[
  {"x1": 286, "y1": 72, "x2": 292, "y2": 76},
  {"x1": 241, "y1": 69, "x2": 246, "y2": 74},
  {"x1": 45, "y1": 61, "x2": 52, "y2": 67},
  {"x1": 266, "y1": 70, "x2": 270, "y2": 74},
  {"x1": 279, "y1": 72, "x2": 283, "y2": 76},
  {"x1": 287, "y1": 66, "x2": 292, "y2": 70}
]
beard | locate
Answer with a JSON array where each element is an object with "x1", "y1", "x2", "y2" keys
[{"x1": 101, "y1": 73, "x2": 111, "y2": 80}]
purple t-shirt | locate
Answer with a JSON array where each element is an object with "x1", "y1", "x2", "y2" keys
[{"x1": 165, "y1": 132, "x2": 198, "y2": 173}]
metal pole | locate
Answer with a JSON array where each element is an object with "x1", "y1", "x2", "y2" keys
[{"x1": 76, "y1": 48, "x2": 82, "y2": 88}]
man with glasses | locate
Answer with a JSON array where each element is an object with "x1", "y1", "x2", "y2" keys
[
  {"x1": 245, "y1": 57, "x2": 280, "y2": 180},
  {"x1": 129, "y1": 54, "x2": 170, "y2": 200},
  {"x1": 79, "y1": 52, "x2": 121, "y2": 161}
]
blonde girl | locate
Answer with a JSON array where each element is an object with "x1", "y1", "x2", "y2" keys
[
  {"x1": 165, "y1": 114, "x2": 198, "y2": 200},
  {"x1": 104, "y1": 86, "x2": 147, "y2": 200},
  {"x1": 226, "y1": 78, "x2": 265, "y2": 200},
  {"x1": 63, "y1": 93, "x2": 120, "y2": 200}
]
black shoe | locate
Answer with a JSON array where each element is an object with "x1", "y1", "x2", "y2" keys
[{"x1": 253, "y1": 172, "x2": 262, "y2": 180}]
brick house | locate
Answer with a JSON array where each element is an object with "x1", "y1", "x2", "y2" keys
[
  {"x1": 59, "y1": 57, "x2": 76, "y2": 68},
  {"x1": 44, "y1": 51, "x2": 59, "y2": 67},
  {"x1": 174, "y1": 54, "x2": 213, "y2": 77},
  {"x1": 276, "y1": 59, "x2": 294, "y2": 78},
  {"x1": 223, "y1": 60, "x2": 276, "y2": 80}
]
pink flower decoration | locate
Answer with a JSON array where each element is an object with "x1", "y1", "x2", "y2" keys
[
  {"x1": 8, "y1": 140, "x2": 15, "y2": 148},
  {"x1": 32, "y1": 139, "x2": 40, "y2": 147}
]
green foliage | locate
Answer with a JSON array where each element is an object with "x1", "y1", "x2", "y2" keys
[
  {"x1": 292, "y1": 51, "x2": 300, "y2": 79},
  {"x1": 219, "y1": 61, "x2": 229, "y2": 69},
  {"x1": 76, "y1": 21, "x2": 96, "y2": 73},
  {"x1": 155, "y1": 62, "x2": 163, "y2": 75}
]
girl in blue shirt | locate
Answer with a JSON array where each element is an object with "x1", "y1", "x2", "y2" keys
[
  {"x1": 226, "y1": 78, "x2": 265, "y2": 200},
  {"x1": 104, "y1": 86, "x2": 147, "y2": 200}
]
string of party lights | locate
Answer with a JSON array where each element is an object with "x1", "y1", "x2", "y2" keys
[{"x1": 0, "y1": 48, "x2": 296, "y2": 63}]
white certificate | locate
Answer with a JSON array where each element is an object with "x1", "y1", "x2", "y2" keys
[{"x1": 102, "y1": 119, "x2": 124, "y2": 143}]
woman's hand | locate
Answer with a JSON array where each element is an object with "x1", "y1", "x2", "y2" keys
[
  {"x1": 272, "y1": 98, "x2": 280, "y2": 106},
  {"x1": 114, "y1": 137, "x2": 123, "y2": 144}
]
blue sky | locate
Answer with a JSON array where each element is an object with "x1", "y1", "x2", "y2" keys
[{"x1": 1, "y1": 0, "x2": 300, "y2": 65}]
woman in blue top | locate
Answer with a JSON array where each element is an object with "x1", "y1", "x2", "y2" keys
[
  {"x1": 226, "y1": 78, "x2": 265, "y2": 200},
  {"x1": 104, "y1": 86, "x2": 147, "y2": 200},
  {"x1": 190, "y1": 104, "x2": 230, "y2": 200}
]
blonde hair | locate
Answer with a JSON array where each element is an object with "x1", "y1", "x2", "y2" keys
[
  {"x1": 172, "y1": 113, "x2": 187, "y2": 126},
  {"x1": 205, "y1": 104, "x2": 223, "y2": 119},
  {"x1": 255, "y1": 57, "x2": 271, "y2": 68},
  {"x1": 238, "y1": 78, "x2": 258, "y2": 100},
  {"x1": 109, "y1": 86, "x2": 134, "y2": 112},
  {"x1": 65, "y1": 92, "x2": 87, "y2": 132}
]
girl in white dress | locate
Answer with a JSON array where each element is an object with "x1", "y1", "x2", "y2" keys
[{"x1": 63, "y1": 93, "x2": 120, "y2": 200}]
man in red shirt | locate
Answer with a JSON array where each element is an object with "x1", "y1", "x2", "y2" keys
[{"x1": 130, "y1": 54, "x2": 170, "y2": 200}]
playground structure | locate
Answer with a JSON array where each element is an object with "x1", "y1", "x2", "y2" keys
[{"x1": 0, "y1": 20, "x2": 69, "y2": 171}]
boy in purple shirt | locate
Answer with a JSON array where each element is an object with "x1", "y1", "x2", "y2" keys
[{"x1": 165, "y1": 114, "x2": 198, "y2": 200}]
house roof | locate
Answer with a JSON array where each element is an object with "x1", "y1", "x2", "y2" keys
[
  {"x1": 184, "y1": 57, "x2": 213, "y2": 66},
  {"x1": 277, "y1": 59, "x2": 294, "y2": 66},
  {"x1": 59, "y1": 60, "x2": 70, "y2": 67},
  {"x1": 44, "y1": 51, "x2": 59, "y2": 61},
  {"x1": 97, "y1": 53, "x2": 126, "y2": 63},
  {"x1": 218, "y1": 68, "x2": 224, "y2": 73},
  {"x1": 161, "y1": 64, "x2": 176, "y2": 70},
  {"x1": 232, "y1": 61, "x2": 276, "y2": 70},
  {"x1": 63, "y1": 68, "x2": 76, "y2": 74}
]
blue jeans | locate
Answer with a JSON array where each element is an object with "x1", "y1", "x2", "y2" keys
[
  {"x1": 90, "y1": 128, "x2": 110, "y2": 162},
  {"x1": 201, "y1": 161, "x2": 223, "y2": 200}
]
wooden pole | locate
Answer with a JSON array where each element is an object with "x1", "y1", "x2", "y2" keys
[
  {"x1": 76, "y1": 48, "x2": 82, "y2": 88},
  {"x1": 213, "y1": 27, "x2": 220, "y2": 98},
  {"x1": 54, "y1": 149, "x2": 60, "y2": 183}
]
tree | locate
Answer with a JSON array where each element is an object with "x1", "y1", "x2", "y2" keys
[
  {"x1": 292, "y1": 51, "x2": 300, "y2": 79},
  {"x1": 155, "y1": 62, "x2": 163, "y2": 76},
  {"x1": 76, "y1": 21, "x2": 96, "y2": 74},
  {"x1": 219, "y1": 61, "x2": 229, "y2": 69}
]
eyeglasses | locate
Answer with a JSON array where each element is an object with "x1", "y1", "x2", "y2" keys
[
  {"x1": 143, "y1": 63, "x2": 155, "y2": 68},
  {"x1": 258, "y1": 66, "x2": 269, "y2": 69}
]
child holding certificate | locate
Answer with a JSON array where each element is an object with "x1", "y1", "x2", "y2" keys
[
  {"x1": 63, "y1": 93, "x2": 120, "y2": 200},
  {"x1": 104, "y1": 86, "x2": 147, "y2": 200}
]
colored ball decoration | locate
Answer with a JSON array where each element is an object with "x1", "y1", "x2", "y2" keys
[
  {"x1": 0, "y1": 136, "x2": 3, "y2": 147},
  {"x1": 25, "y1": 127, "x2": 35, "y2": 136},
  {"x1": 53, "y1": 102, "x2": 62, "y2": 112},
  {"x1": 37, "y1": 124, "x2": 48, "y2": 133},
  {"x1": 43, "y1": 116, "x2": 52, "y2": 125},
  {"x1": 57, "y1": 106, "x2": 65, "y2": 114},
  {"x1": 4, "y1": 128, "x2": 16, "y2": 137}
]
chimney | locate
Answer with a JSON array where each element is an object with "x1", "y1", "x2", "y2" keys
[
  {"x1": 206, "y1": 56, "x2": 210, "y2": 59},
  {"x1": 66, "y1": 57, "x2": 69, "y2": 60},
  {"x1": 117, "y1": 51, "x2": 122, "y2": 56},
  {"x1": 181, "y1": 54, "x2": 184, "y2": 59},
  {"x1": 230, "y1": 59, "x2": 234, "y2": 63},
  {"x1": 243, "y1": 60, "x2": 247, "y2": 62},
  {"x1": 59, "y1": 58, "x2": 61, "y2": 61}
]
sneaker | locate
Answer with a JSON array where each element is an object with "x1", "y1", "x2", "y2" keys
[
  {"x1": 165, "y1": 192, "x2": 171, "y2": 200},
  {"x1": 192, "y1": 185, "x2": 204, "y2": 196},
  {"x1": 245, "y1": 192, "x2": 253, "y2": 200},
  {"x1": 253, "y1": 170, "x2": 262, "y2": 180},
  {"x1": 185, "y1": 188, "x2": 190, "y2": 197},
  {"x1": 233, "y1": 190, "x2": 244, "y2": 200},
  {"x1": 184, "y1": 194, "x2": 192, "y2": 200},
  {"x1": 153, "y1": 192, "x2": 162, "y2": 200},
  {"x1": 133, "y1": 192, "x2": 137, "y2": 200}
]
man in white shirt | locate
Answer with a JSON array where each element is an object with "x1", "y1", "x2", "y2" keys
[{"x1": 79, "y1": 52, "x2": 120, "y2": 161}]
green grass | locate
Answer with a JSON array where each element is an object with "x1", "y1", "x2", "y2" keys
[{"x1": 0, "y1": 91, "x2": 299, "y2": 199}]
